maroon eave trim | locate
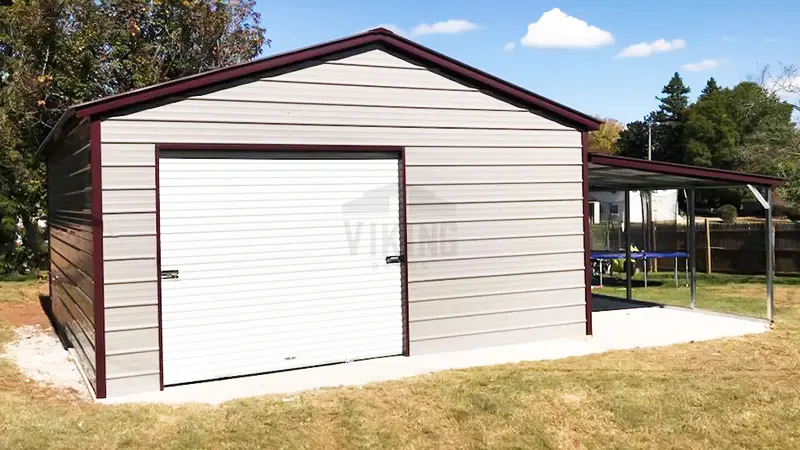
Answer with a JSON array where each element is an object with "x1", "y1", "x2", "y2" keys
[
  {"x1": 153, "y1": 144, "x2": 411, "y2": 388},
  {"x1": 37, "y1": 28, "x2": 600, "y2": 156},
  {"x1": 90, "y1": 120, "x2": 107, "y2": 399},
  {"x1": 581, "y1": 132, "x2": 593, "y2": 336},
  {"x1": 588, "y1": 153, "x2": 783, "y2": 187}
]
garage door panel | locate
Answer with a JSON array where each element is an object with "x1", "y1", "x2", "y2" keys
[
  {"x1": 165, "y1": 328, "x2": 404, "y2": 361},
  {"x1": 161, "y1": 277, "x2": 399, "y2": 300},
  {"x1": 161, "y1": 261, "x2": 398, "y2": 281},
  {"x1": 166, "y1": 339, "x2": 404, "y2": 370},
  {"x1": 160, "y1": 253, "x2": 395, "y2": 271},
  {"x1": 161, "y1": 225, "x2": 399, "y2": 245},
  {"x1": 159, "y1": 199, "x2": 399, "y2": 212},
  {"x1": 163, "y1": 305, "x2": 402, "y2": 335},
  {"x1": 163, "y1": 317, "x2": 401, "y2": 346},
  {"x1": 165, "y1": 344, "x2": 402, "y2": 384},
  {"x1": 159, "y1": 190, "x2": 401, "y2": 204},
  {"x1": 159, "y1": 154, "x2": 403, "y2": 386},
  {"x1": 162, "y1": 289, "x2": 402, "y2": 316},
  {"x1": 159, "y1": 218, "x2": 398, "y2": 235},
  {"x1": 159, "y1": 183, "x2": 398, "y2": 196}
]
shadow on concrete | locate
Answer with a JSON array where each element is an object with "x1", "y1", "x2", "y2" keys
[{"x1": 591, "y1": 294, "x2": 663, "y2": 312}]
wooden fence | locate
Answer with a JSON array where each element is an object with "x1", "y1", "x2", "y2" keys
[{"x1": 591, "y1": 221, "x2": 800, "y2": 275}]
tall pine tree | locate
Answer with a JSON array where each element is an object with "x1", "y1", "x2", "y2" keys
[
  {"x1": 654, "y1": 72, "x2": 691, "y2": 164},
  {"x1": 616, "y1": 73, "x2": 691, "y2": 163}
]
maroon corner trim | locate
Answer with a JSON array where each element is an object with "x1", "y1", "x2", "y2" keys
[
  {"x1": 398, "y1": 148, "x2": 411, "y2": 356},
  {"x1": 581, "y1": 132, "x2": 592, "y2": 336},
  {"x1": 90, "y1": 120, "x2": 107, "y2": 399},
  {"x1": 588, "y1": 153, "x2": 783, "y2": 187},
  {"x1": 53, "y1": 29, "x2": 598, "y2": 131},
  {"x1": 152, "y1": 144, "x2": 411, "y2": 386},
  {"x1": 154, "y1": 146, "x2": 165, "y2": 390}
]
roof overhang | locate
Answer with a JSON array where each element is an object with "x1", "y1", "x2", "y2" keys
[
  {"x1": 588, "y1": 153, "x2": 783, "y2": 190},
  {"x1": 37, "y1": 27, "x2": 602, "y2": 157}
]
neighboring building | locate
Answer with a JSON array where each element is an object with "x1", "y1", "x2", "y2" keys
[{"x1": 588, "y1": 190, "x2": 680, "y2": 224}]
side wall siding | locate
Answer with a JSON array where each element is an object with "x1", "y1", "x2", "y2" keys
[
  {"x1": 99, "y1": 49, "x2": 586, "y2": 395},
  {"x1": 100, "y1": 144, "x2": 160, "y2": 396},
  {"x1": 48, "y1": 120, "x2": 97, "y2": 392}
]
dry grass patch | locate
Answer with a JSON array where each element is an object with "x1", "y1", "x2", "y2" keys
[{"x1": 1, "y1": 276, "x2": 800, "y2": 449}]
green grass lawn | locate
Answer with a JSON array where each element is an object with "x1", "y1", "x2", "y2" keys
[
  {"x1": 595, "y1": 272, "x2": 800, "y2": 319},
  {"x1": 2, "y1": 277, "x2": 800, "y2": 449}
]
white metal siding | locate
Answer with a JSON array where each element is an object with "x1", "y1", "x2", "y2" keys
[
  {"x1": 158, "y1": 156, "x2": 403, "y2": 385},
  {"x1": 100, "y1": 49, "x2": 586, "y2": 395}
]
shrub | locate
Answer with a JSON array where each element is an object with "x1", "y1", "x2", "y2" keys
[
  {"x1": 717, "y1": 204, "x2": 737, "y2": 223},
  {"x1": 775, "y1": 204, "x2": 800, "y2": 222}
]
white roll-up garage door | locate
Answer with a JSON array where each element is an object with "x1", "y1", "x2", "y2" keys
[{"x1": 158, "y1": 152, "x2": 404, "y2": 385}]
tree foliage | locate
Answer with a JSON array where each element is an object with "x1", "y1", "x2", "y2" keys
[
  {"x1": 617, "y1": 73, "x2": 692, "y2": 163},
  {"x1": 615, "y1": 71, "x2": 799, "y2": 210},
  {"x1": 0, "y1": 0, "x2": 267, "y2": 273},
  {"x1": 587, "y1": 118, "x2": 623, "y2": 154}
]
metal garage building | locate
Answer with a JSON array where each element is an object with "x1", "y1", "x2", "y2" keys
[{"x1": 39, "y1": 28, "x2": 781, "y2": 399}]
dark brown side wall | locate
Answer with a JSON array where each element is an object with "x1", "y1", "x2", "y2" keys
[{"x1": 47, "y1": 120, "x2": 96, "y2": 392}]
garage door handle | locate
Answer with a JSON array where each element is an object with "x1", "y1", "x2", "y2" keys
[
  {"x1": 161, "y1": 270, "x2": 179, "y2": 280},
  {"x1": 385, "y1": 255, "x2": 404, "y2": 264}
]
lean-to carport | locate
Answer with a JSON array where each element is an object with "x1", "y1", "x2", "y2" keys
[{"x1": 587, "y1": 153, "x2": 784, "y2": 322}]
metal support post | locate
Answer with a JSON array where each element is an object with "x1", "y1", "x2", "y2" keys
[
  {"x1": 688, "y1": 188, "x2": 697, "y2": 308},
  {"x1": 625, "y1": 190, "x2": 632, "y2": 301},
  {"x1": 766, "y1": 188, "x2": 774, "y2": 322}
]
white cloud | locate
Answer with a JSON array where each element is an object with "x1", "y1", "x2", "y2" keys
[
  {"x1": 503, "y1": 41, "x2": 515, "y2": 52},
  {"x1": 520, "y1": 8, "x2": 613, "y2": 49},
  {"x1": 410, "y1": 20, "x2": 480, "y2": 37},
  {"x1": 682, "y1": 59, "x2": 720, "y2": 72},
  {"x1": 615, "y1": 38, "x2": 686, "y2": 59},
  {"x1": 374, "y1": 24, "x2": 408, "y2": 37}
]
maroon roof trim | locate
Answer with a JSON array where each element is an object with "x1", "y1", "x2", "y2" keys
[
  {"x1": 588, "y1": 153, "x2": 783, "y2": 187},
  {"x1": 60, "y1": 28, "x2": 599, "y2": 129}
]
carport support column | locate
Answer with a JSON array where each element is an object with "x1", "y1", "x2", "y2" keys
[
  {"x1": 688, "y1": 188, "x2": 697, "y2": 309},
  {"x1": 625, "y1": 189, "x2": 632, "y2": 301},
  {"x1": 766, "y1": 188, "x2": 774, "y2": 322}
]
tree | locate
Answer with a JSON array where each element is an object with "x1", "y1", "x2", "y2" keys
[
  {"x1": 758, "y1": 63, "x2": 800, "y2": 112},
  {"x1": 615, "y1": 119, "x2": 650, "y2": 159},
  {"x1": 587, "y1": 118, "x2": 623, "y2": 154},
  {"x1": 700, "y1": 77, "x2": 720, "y2": 98},
  {"x1": 685, "y1": 81, "x2": 739, "y2": 168},
  {"x1": 0, "y1": 0, "x2": 267, "y2": 273},
  {"x1": 616, "y1": 73, "x2": 692, "y2": 163},
  {"x1": 654, "y1": 72, "x2": 691, "y2": 164}
]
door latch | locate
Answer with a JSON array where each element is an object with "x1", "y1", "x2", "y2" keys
[
  {"x1": 161, "y1": 270, "x2": 179, "y2": 280},
  {"x1": 385, "y1": 255, "x2": 405, "y2": 264}
]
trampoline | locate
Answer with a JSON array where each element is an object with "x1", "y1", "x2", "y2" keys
[{"x1": 592, "y1": 251, "x2": 689, "y2": 288}]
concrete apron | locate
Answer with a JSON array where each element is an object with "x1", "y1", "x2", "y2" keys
[{"x1": 100, "y1": 306, "x2": 769, "y2": 405}]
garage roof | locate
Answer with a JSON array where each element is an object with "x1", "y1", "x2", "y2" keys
[
  {"x1": 37, "y1": 28, "x2": 602, "y2": 156},
  {"x1": 588, "y1": 153, "x2": 783, "y2": 189}
]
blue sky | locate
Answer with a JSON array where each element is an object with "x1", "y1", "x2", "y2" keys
[{"x1": 257, "y1": 1, "x2": 799, "y2": 123}]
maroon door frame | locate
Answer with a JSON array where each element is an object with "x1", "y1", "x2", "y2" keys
[{"x1": 153, "y1": 143, "x2": 411, "y2": 390}]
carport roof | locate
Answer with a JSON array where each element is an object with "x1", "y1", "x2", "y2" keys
[{"x1": 588, "y1": 153, "x2": 783, "y2": 190}]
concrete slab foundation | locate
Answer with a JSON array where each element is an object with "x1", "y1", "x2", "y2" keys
[{"x1": 101, "y1": 305, "x2": 769, "y2": 405}]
